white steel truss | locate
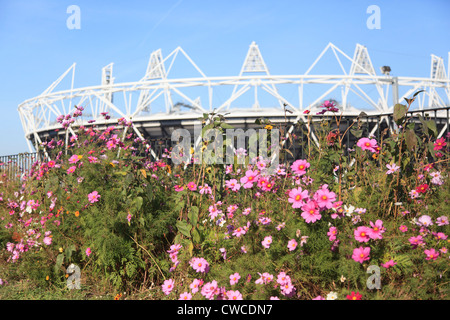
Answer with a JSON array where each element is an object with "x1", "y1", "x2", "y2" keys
[{"x1": 18, "y1": 42, "x2": 450, "y2": 157}]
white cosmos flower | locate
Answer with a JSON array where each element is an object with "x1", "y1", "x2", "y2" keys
[{"x1": 326, "y1": 291, "x2": 338, "y2": 300}]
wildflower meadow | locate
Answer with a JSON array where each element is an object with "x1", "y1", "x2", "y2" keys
[{"x1": 0, "y1": 95, "x2": 449, "y2": 300}]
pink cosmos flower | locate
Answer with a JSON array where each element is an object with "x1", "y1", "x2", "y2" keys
[
  {"x1": 256, "y1": 176, "x2": 270, "y2": 190},
  {"x1": 43, "y1": 236, "x2": 52, "y2": 246},
  {"x1": 67, "y1": 166, "x2": 76, "y2": 174},
  {"x1": 174, "y1": 185, "x2": 185, "y2": 192},
  {"x1": 327, "y1": 226, "x2": 337, "y2": 241},
  {"x1": 288, "y1": 187, "x2": 309, "y2": 208},
  {"x1": 208, "y1": 205, "x2": 222, "y2": 220},
  {"x1": 229, "y1": 273, "x2": 241, "y2": 285},
  {"x1": 352, "y1": 246, "x2": 370, "y2": 263},
  {"x1": 225, "y1": 179, "x2": 241, "y2": 192},
  {"x1": 190, "y1": 279, "x2": 203, "y2": 294},
  {"x1": 386, "y1": 163, "x2": 400, "y2": 175},
  {"x1": 261, "y1": 236, "x2": 272, "y2": 249},
  {"x1": 436, "y1": 216, "x2": 449, "y2": 226},
  {"x1": 85, "y1": 247, "x2": 91, "y2": 256},
  {"x1": 179, "y1": 292, "x2": 192, "y2": 300},
  {"x1": 357, "y1": 137, "x2": 378, "y2": 152},
  {"x1": 255, "y1": 272, "x2": 274, "y2": 284},
  {"x1": 314, "y1": 184, "x2": 336, "y2": 209},
  {"x1": 162, "y1": 278, "x2": 175, "y2": 295},
  {"x1": 424, "y1": 248, "x2": 439, "y2": 260},
  {"x1": 88, "y1": 191, "x2": 100, "y2": 203},
  {"x1": 399, "y1": 225, "x2": 408, "y2": 233},
  {"x1": 186, "y1": 182, "x2": 197, "y2": 191},
  {"x1": 190, "y1": 257, "x2": 209, "y2": 273},
  {"x1": 434, "y1": 232, "x2": 447, "y2": 241},
  {"x1": 354, "y1": 226, "x2": 371, "y2": 243},
  {"x1": 287, "y1": 239, "x2": 298, "y2": 251},
  {"x1": 199, "y1": 184, "x2": 212, "y2": 195},
  {"x1": 409, "y1": 235, "x2": 425, "y2": 247},
  {"x1": 68, "y1": 154, "x2": 80, "y2": 164},
  {"x1": 281, "y1": 281, "x2": 295, "y2": 296},
  {"x1": 240, "y1": 169, "x2": 259, "y2": 189},
  {"x1": 226, "y1": 290, "x2": 243, "y2": 300},
  {"x1": 433, "y1": 137, "x2": 447, "y2": 151},
  {"x1": 417, "y1": 215, "x2": 433, "y2": 227},
  {"x1": 381, "y1": 259, "x2": 397, "y2": 268},
  {"x1": 232, "y1": 226, "x2": 247, "y2": 237},
  {"x1": 88, "y1": 156, "x2": 99, "y2": 163},
  {"x1": 368, "y1": 220, "x2": 385, "y2": 240},
  {"x1": 242, "y1": 207, "x2": 252, "y2": 216},
  {"x1": 290, "y1": 159, "x2": 310, "y2": 176},
  {"x1": 301, "y1": 200, "x2": 321, "y2": 223},
  {"x1": 201, "y1": 280, "x2": 219, "y2": 300}
]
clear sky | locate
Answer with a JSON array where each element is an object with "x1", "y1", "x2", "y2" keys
[{"x1": 0, "y1": 0, "x2": 449, "y2": 155}]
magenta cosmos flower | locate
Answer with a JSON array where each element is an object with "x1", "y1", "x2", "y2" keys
[
  {"x1": 240, "y1": 169, "x2": 259, "y2": 189},
  {"x1": 368, "y1": 220, "x2": 385, "y2": 240},
  {"x1": 301, "y1": 200, "x2": 321, "y2": 223},
  {"x1": 381, "y1": 259, "x2": 397, "y2": 268},
  {"x1": 288, "y1": 187, "x2": 309, "y2": 208},
  {"x1": 352, "y1": 246, "x2": 371, "y2": 263},
  {"x1": 290, "y1": 159, "x2": 310, "y2": 176},
  {"x1": 314, "y1": 184, "x2": 336, "y2": 209},
  {"x1": 67, "y1": 166, "x2": 76, "y2": 174},
  {"x1": 186, "y1": 181, "x2": 197, "y2": 191},
  {"x1": 68, "y1": 154, "x2": 81, "y2": 164},
  {"x1": 357, "y1": 137, "x2": 378, "y2": 153},
  {"x1": 433, "y1": 137, "x2": 446, "y2": 151},
  {"x1": 88, "y1": 191, "x2": 100, "y2": 203},
  {"x1": 327, "y1": 226, "x2": 337, "y2": 241},
  {"x1": 424, "y1": 248, "x2": 439, "y2": 260},
  {"x1": 354, "y1": 226, "x2": 371, "y2": 243}
]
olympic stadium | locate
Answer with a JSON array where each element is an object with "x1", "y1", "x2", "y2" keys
[{"x1": 17, "y1": 42, "x2": 450, "y2": 160}]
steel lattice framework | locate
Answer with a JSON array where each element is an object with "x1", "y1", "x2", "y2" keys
[{"x1": 18, "y1": 42, "x2": 450, "y2": 157}]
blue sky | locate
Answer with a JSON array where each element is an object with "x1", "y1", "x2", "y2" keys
[{"x1": 0, "y1": 0, "x2": 449, "y2": 155}]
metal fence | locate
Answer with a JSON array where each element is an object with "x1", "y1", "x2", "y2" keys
[
  {"x1": 0, "y1": 152, "x2": 42, "y2": 181},
  {"x1": 2, "y1": 107, "x2": 448, "y2": 180}
]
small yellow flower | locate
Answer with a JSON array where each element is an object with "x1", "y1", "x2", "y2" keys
[
  {"x1": 166, "y1": 165, "x2": 172, "y2": 175},
  {"x1": 59, "y1": 247, "x2": 64, "y2": 253},
  {"x1": 109, "y1": 162, "x2": 115, "y2": 167},
  {"x1": 264, "y1": 124, "x2": 273, "y2": 130},
  {"x1": 190, "y1": 147, "x2": 195, "y2": 154},
  {"x1": 46, "y1": 275, "x2": 49, "y2": 281},
  {"x1": 74, "y1": 211, "x2": 80, "y2": 217},
  {"x1": 77, "y1": 155, "x2": 83, "y2": 160},
  {"x1": 205, "y1": 167, "x2": 212, "y2": 174}
]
